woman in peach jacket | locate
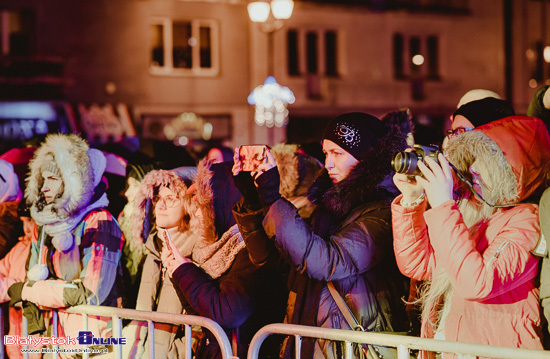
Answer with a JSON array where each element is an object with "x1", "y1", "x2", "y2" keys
[{"x1": 391, "y1": 116, "x2": 550, "y2": 357}]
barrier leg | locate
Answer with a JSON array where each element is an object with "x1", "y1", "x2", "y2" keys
[
  {"x1": 397, "y1": 344, "x2": 410, "y2": 359},
  {"x1": 112, "y1": 315, "x2": 122, "y2": 359},
  {"x1": 184, "y1": 324, "x2": 192, "y2": 359},
  {"x1": 294, "y1": 335, "x2": 302, "y2": 359},
  {"x1": 147, "y1": 320, "x2": 154, "y2": 359}
]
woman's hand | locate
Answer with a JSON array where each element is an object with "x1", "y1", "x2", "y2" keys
[
  {"x1": 161, "y1": 236, "x2": 193, "y2": 278},
  {"x1": 393, "y1": 173, "x2": 424, "y2": 204},
  {"x1": 415, "y1": 153, "x2": 454, "y2": 208},
  {"x1": 252, "y1": 148, "x2": 276, "y2": 182}
]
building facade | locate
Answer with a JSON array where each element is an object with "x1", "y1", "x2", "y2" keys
[{"x1": 0, "y1": 0, "x2": 544, "y2": 149}]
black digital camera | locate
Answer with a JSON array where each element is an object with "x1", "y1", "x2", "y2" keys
[{"x1": 391, "y1": 144, "x2": 440, "y2": 177}]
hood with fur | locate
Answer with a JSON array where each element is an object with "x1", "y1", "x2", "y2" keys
[
  {"x1": 25, "y1": 133, "x2": 106, "y2": 220},
  {"x1": 445, "y1": 116, "x2": 550, "y2": 205},
  {"x1": 193, "y1": 160, "x2": 241, "y2": 243},
  {"x1": 132, "y1": 169, "x2": 192, "y2": 244},
  {"x1": 271, "y1": 143, "x2": 323, "y2": 199}
]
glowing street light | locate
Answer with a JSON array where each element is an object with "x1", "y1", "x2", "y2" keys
[{"x1": 247, "y1": 0, "x2": 295, "y2": 129}]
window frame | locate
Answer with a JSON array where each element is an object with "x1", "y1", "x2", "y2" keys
[{"x1": 149, "y1": 17, "x2": 219, "y2": 77}]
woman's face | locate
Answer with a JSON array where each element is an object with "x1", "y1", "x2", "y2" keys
[
  {"x1": 469, "y1": 160, "x2": 492, "y2": 199},
  {"x1": 154, "y1": 186, "x2": 186, "y2": 229},
  {"x1": 322, "y1": 139, "x2": 359, "y2": 183},
  {"x1": 41, "y1": 170, "x2": 64, "y2": 204}
]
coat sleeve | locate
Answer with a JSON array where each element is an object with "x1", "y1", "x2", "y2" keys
[
  {"x1": 391, "y1": 195, "x2": 435, "y2": 281},
  {"x1": 171, "y1": 249, "x2": 257, "y2": 328},
  {"x1": 539, "y1": 188, "x2": 550, "y2": 333},
  {"x1": 0, "y1": 241, "x2": 28, "y2": 303},
  {"x1": 232, "y1": 199, "x2": 290, "y2": 275},
  {"x1": 527, "y1": 85, "x2": 550, "y2": 123},
  {"x1": 262, "y1": 197, "x2": 392, "y2": 281},
  {"x1": 22, "y1": 210, "x2": 124, "y2": 308},
  {"x1": 425, "y1": 201, "x2": 540, "y2": 301}
]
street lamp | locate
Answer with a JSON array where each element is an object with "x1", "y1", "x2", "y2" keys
[{"x1": 247, "y1": 0, "x2": 295, "y2": 129}]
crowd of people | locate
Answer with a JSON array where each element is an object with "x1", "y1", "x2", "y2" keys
[{"x1": 0, "y1": 86, "x2": 550, "y2": 359}]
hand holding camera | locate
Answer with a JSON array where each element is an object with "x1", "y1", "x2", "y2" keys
[
  {"x1": 392, "y1": 145, "x2": 454, "y2": 208},
  {"x1": 234, "y1": 145, "x2": 276, "y2": 181}
]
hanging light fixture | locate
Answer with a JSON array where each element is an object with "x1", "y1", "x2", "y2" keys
[{"x1": 247, "y1": 76, "x2": 295, "y2": 128}]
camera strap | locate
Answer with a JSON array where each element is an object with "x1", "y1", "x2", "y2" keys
[{"x1": 448, "y1": 163, "x2": 519, "y2": 208}]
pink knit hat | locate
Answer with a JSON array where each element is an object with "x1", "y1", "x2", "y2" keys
[{"x1": 0, "y1": 159, "x2": 22, "y2": 203}]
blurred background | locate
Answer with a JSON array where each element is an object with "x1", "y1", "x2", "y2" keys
[{"x1": 0, "y1": 0, "x2": 543, "y2": 156}]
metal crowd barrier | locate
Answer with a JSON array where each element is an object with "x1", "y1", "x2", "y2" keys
[
  {"x1": 247, "y1": 323, "x2": 550, "y2": 359},
  {"x1": 64, "y1": 305, "x2": 236, "y2": 359},
  {"x1": 15, "y1": 305, "x2": 235, "y2": 359}
]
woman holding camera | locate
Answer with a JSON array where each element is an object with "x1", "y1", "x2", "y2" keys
[
  {"x1": 392, "y1": 116, "x2": 550, "y2": 356},
  {"x1": 233, "y1": 112, "x2": 410, "y2": 359}
]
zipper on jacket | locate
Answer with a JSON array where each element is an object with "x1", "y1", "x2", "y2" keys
[{"x1": 486, "y1": 241, "x2": 510, "y2": 267}]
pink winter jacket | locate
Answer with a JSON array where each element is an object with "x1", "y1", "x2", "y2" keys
[
  {"x1": 0, "y1": 238, "x2": 35, "y2": 359},
  {"x1": 393, "y1": 199, "x2": 542, "y2": 351},
  {"x1": 392, "y1": 117, "x2": 550, "y2": 356}
]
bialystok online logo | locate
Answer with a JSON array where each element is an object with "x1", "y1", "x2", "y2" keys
[{"x1": 5, "y1": 331, "x2": 126, "y2": 354}]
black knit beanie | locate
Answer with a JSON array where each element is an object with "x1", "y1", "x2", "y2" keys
[
  {"x1": 453, "y1": 97, "x2": 515, "y2": 128},
  {"x1": 322, "y1": 112, "x2": 388, "y2": 161}
]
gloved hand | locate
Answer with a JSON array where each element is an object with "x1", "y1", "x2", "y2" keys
[
  {"x1": 23, "y1": 301, "x2": 46, "y2": 335},
  {"x1": 232, "y1": 171, "x2": 262, "y2": 211},
  {"x1": 8, "y1": 282, "x2": 24, "y2": 307},
  {"x1": 256, "y1": 166, "x2": 282, "y2": 207}
]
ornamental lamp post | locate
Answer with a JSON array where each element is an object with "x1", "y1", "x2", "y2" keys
[{"x1": 247, "y1": 0, "x2": 295, "y2": 130}]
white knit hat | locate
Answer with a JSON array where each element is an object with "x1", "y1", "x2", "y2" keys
[{"x1": 456, "y1": 89, "x2": 501, "y2": 108}]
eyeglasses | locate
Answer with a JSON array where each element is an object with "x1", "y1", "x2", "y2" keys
[
  {"x1": 153, "y1": 195, "x2": 182, "y2": 208},
  {"x1": 446, "y1": 127, "x2": 474, "y2": 139}
]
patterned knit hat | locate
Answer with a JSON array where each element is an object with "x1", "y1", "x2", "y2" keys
[
  {"x1": 40, "y1": 154, "x2": 61, "y2": 176},
  {"x1": 322, "y1": 112, "x2": 388, "y2": 161}
]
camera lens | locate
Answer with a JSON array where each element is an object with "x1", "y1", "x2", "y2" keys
[{"x1": 391, "y1": 151, "x2": 420, "y2": 176}]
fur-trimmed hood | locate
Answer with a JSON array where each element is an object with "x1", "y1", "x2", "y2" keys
[
  {"x1": 193, "y1": 159, "x2": 241, "y2": 243},
  {"x1": 25, "y1": 133, "x2": 106, "y2": 220},
  {"x1": 270, "y1": 143, "x2": 323, "y2": 199},
  {"x1": 308, "y1": 112, "x2": 409, "y2": 222},
  {"x1": 445, "y1": 116, "x2": 550, "y2": 205},
  {"x1": 132, "y1": 169, "x2": 192, "y2": 244}
]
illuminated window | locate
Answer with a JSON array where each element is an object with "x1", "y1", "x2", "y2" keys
[
  {"x1": 150, "y1": 18, "x2": 218, "y2": 76},
  {"x1": 393, "y1": 32, "x2": 439, "y2": 80},
  {"x1": 0, "y1": 10, "x2": 34, "y2": 56},
  {"x1": 287, "y1": 28, "x2": 339, "y2": 77}
]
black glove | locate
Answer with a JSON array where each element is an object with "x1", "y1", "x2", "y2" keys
[
  {"x1": 256, "y1": 166, "x2": 282, "y2": 207},
  {"x1": 23, "y1": 301, "x2": 46, "y2": 335},
  {"x1": 8, "y1": 282, "x2": 24, "y2": 307},
  {"x1": 233, "y1": 171, "x2": 262, "y2": 211}
]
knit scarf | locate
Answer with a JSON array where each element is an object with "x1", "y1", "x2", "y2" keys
[
  {"x1": 30, "y1": 193, "x2": 109, "y2": 252},
  {"x1": 27, "y1": 193, "x2": 109, "y2": 281},
  {"x1": 192, "y1": 224, "x2": 245, "y2": 279}
]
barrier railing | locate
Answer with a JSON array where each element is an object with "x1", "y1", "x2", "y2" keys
[
  {"x1": 247, "y1": 323, "x2": 550, "y2": 359},
  {"x1": 64, "y1": 305, "x2": 236, "y2": 359},
  {"x1": 15, "y1": 305, "x2": 235, "y2": 359}
]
